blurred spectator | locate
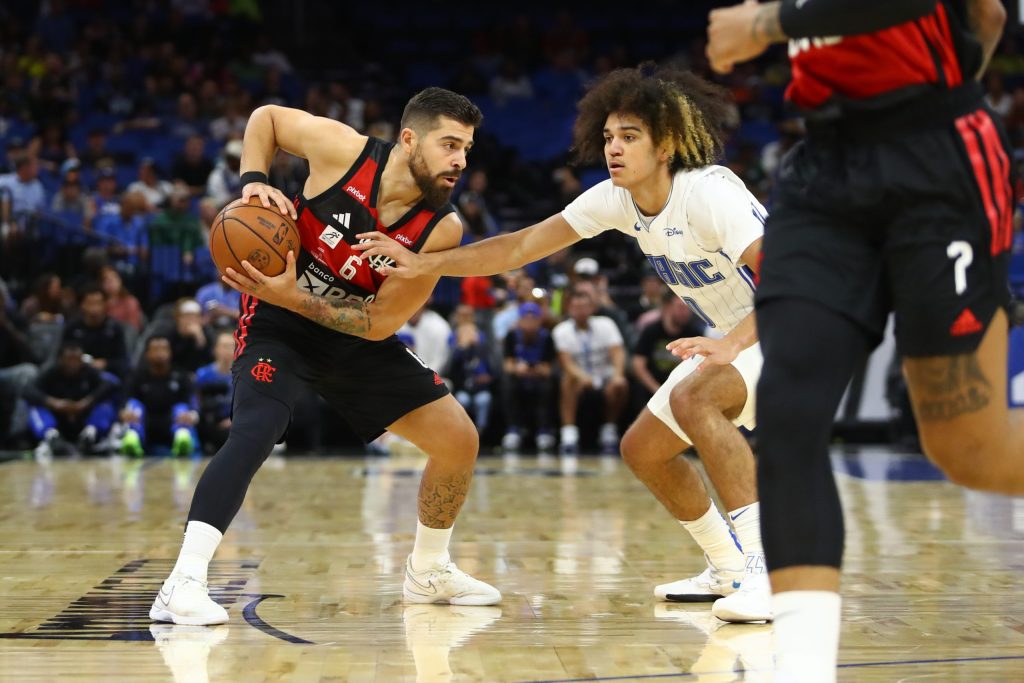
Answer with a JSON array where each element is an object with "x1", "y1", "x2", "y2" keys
[
  {"x1": 760, "y1": 118, "x2": 805, "y2": 179},
  {"x1": 195, "y1": 275, "x2": 241, "y2": 330},
  {"x1": 172, "y1": 134, "x2": 215, "y2": 196},
  {"x1": 985, "y1": 71, "x2": 1012, "y2": 119},
  {"x1": 98, "y1": 265, "x2": 144, "y2": 332},
  {"x1": 118, "y1": 335, "x2": 198, "y2": 457},
  {"x1": 209, "y1": 99, "x2": 248, "y2": 141},
  {"x1": 195, "y1": 331, "x2": 235, "y2": 453},
  {"x1": 29, "y1": 121, "x2": 75, "y2": 173},
  {"x1": 399, "y1": 304, "x2": 452, "y2": 373},
  {"x1": 89, "y1": 165, "x2": 122, "y2": 222},
  {"x1": 572, "y1": 269, "x2": 630, "y2": 336},
  {"x1": 490, "y1": 60, "x2": 534, "y2": 104},
  {"x1": 93, "y1": 190, "x2": 150, "y2": 274},
  {"x1": 206, "y1": 139, "x2": 243, "y2": 205},
  {"x1": 326, "y1": 81, "x2": 365, "y2": 130},
  {"x1": 79, "y1": 129, "x2": 127, "y2": 169},
  {"x1": 20, "y1": 272, "x2": 74, "y2": 322},
  {"x1": 449, "y1": 321, "x2": 494, "y2": 436},
  {"x1": 126, "y1": 158, "x2": 173, "y2": 210},
  {"x1": 25, "y1": 341, "x2": 118, "y2": 457},
  {"x1": 149, "y1": 182, "x2": 203, "y2": 269},
  {"x1": 62, "y1": 286, "x2": 130, "y2": 379},
  {"x1": 268, "y1": 148, "x2": 308, "y2": 200},
  {"x1": 0, "y1": 289, "x2": 39, "y2": 443},
  {"x1": 169, "y1": 93, "x2": 206, "y2": 139},
  {"x1": 252, "y1": 33, "x2": 295, "y2": 73},
  {"x1": 626, "y1": 274, "x2": 665, "y2": 325},
  {"x1": 631, "y1": 292, "x2": 705, "y2": 398},
  {"x1": 552, "y1": 288, "x2": 628, "y2": 455},
  {"x1": 50, "y1": 173, "x2": 90, "y2": 217},
  {"x1": 167, "y1": 298, "x2": 213, "y2": 372},
  {"x1": 501, "y1": 302, "x2": 556, "y2": 452},
  {"x1": 0, "y1": 155, "x2": 46, "y2": 228},
  {"x1": 492, "y1": 271, "x2": 537, "y2": 342}
]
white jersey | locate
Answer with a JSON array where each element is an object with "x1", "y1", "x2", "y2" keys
[{"x1": 561, "y1": 166, "x2": 765, "y2": 333}]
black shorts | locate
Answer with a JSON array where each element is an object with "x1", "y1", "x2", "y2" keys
[
  {"x1": 232, "y1": 332, "x2": 449, "y2": 442},
  {"x1": 757, "y1": 90, "x2": 1013, "y2": 357}
]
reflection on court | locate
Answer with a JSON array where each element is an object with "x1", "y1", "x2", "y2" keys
[{"x1": 1, "y1": 449, "x2": 1023, "y2": 681}]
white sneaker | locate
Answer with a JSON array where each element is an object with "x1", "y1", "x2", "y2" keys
[
  {"x1": 150, "y1": 573, "x2": 229, "y2": 625},
  {"x1": 599, "y1": 423, "x2": 619, "y2": 452},
  {"x1": 501, "y1": 431, "x2": 521, "y2": 453},
  {"x1": 711, "y1": 560, "x2": 772, "y2": 623},
  {"x1": 536, "y1": 432, "x2": 555, "y2": 452},
  {"x1": 654, "y1": 554, "x2": 743, "y2": 602},
  {"x1": 404, "y1": 556, "x2": 502, "y2": 606}
]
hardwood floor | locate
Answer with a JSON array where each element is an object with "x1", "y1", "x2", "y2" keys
[{"x1": 1, "y1": 448, "x2": 1022, "y2": 682}]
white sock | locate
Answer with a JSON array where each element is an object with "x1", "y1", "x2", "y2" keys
[
  {"x1": 171, "y1": 521, "x2": 223, "y2": 582},
  {"x1": 680, "y1": 502, "x2": 744, "y2": 572},
  {"x1": 727, "y1": 502, "x2": 764, "y2": 563},
  {"x1": 410, "y1": 521, "x2": 452, "y2": 572},
  {"x1": 773, "y1": 591, "x2": 841, "y2": 683},
  {"x1": 560, "y1": 424, "x2": 579, "y2": 445}
]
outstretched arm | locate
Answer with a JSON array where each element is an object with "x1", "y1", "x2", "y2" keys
[{"x1": 353, "y1": 213, "x2": 582, "y2": 279}]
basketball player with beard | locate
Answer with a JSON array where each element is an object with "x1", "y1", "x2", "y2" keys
[{"x1": 150, "y1": 88, "x2": 501, "y2": 626}]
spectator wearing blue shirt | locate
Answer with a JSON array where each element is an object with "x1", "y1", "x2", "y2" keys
[
  {"x1": 449, "y1": 320, "x2": 494, "y2": 438},
  {"x1": 196, "y1": 278, "x2": 241, "y2": 330},
  {"x1": 501, "y1": 302, "x2": 556, "y2": 452},
  {"x1": 195, "y1": 332, "x2": 235, "y2": 453},
  {"x1": 93, "y1": 190, "x2": 150, "y2": 274},
  {"x1": 0, "y1": 155, "x2": 46, "y2": 233}
]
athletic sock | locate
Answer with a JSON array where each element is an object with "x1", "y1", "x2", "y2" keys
[
  {"x1": 680, "y1": 502, "x2": 744, "y2": 571},
  {"x1": 727, "y1": 502, "x2": 764, "y2": 570},
  {"x1": 560, "y1": 424, "x2": 579, "y2": 446},
  {"x1": 410, "y1": 520, "x2": 452, "y2": 572},
  {"x1": 773, "y1": 590, "x2": 841, "y2": 683},
  {"x1": 171, "y1": 520, "x2": 223, "y2": 582}
]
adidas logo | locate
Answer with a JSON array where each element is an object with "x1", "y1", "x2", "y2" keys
[
  {"x1": 950, "y1": 308, "x2": 983, "y2": 336},
  {"x1": 332, "y1": 213, "x2": 351, "y2": 229}
]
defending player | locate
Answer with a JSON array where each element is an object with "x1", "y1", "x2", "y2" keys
[
  {"x1": 150, "y1": 88, "x2": 501, "y2": 626},
  {"x1": 356, "y1": 66, "x2": 773, "y2": 623}
]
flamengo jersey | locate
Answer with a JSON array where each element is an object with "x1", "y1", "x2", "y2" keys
[
  {"x1": 236, "y1": 137, "x2": 453, "y2": 350},
  {"x1": 787, "y1": 1, "x2": 982, "y2": 112},
  {"x1": 561, "y1": 167, "x2": 764, "y2": 333}
]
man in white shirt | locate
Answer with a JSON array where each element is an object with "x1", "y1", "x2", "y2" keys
[
  {"x1": 552, "y1": 288, "x2": 628, "y2": 454},
  {"x1": 355, "y1": 65, "x2": 770, "y2": 622},
  {"x1": 0, "y1": 155, "x2": 46, "y2": 232}
]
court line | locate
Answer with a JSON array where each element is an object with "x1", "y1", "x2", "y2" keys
[
  {"x1": 240, "y1": 594, "x2": 316, "y2": 645},
  {"x1": 515, "y1": 654, "x2": 1024, "y2": 683}
]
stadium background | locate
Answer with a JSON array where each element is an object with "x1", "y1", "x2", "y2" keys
[{"x1": 0, "y1": 0, "x2": 1022, "y2": 454}]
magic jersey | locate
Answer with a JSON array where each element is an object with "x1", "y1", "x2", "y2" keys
[{"x1": 561, "y1": 166, "x2": 764, "y2": 333}]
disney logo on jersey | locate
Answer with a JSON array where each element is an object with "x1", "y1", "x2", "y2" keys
[
  {"x1": 357, "y1": 238, "x2": 396, "y2": 272},
  {"x1": 664, "y1": 227, "x2": 685, "y2": 238},
  {"x1": 297, "y1": 266, "x2": 376, "y2": 303}
]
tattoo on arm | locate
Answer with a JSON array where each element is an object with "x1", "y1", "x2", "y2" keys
[
  {"x1": 418, "y1": 470, "x2": 471, "y2": 528},
  {"x1": 294, "y1": 292, "x2": 371, "y2": 337},
  {"x1": 906, "y1": 355, "x2": 991, "y2": 422},
  {"x1": 752, "y1": 2, "x2": 786, "y2": 44}
]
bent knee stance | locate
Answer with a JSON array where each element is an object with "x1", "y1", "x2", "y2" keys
[{"x1": 187, "y1": 386, "x2": 291, "y2": 533}]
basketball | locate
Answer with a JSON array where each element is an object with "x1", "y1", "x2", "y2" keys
[{"x1": 209, "y1": 196, "x2": 300, "y2": 278}]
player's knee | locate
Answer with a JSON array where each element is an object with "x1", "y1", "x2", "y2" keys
[
  {"x1": 920, "y1": 432, "x2": 997, "y2": 491},
  {"x1": 668, "y1": 382, "x2": 707, "y2": 430},
  {"x1": 619, "y1": 424, "x2": 648, "y2": 471}
]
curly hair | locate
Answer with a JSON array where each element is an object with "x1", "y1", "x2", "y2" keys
[{"x1": 572, "y1": 63, "x2": 733, "y2": 172}]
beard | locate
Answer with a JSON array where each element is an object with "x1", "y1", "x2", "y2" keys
[{"x1": 410, "y1": 150, "x2": 458, "y2": 209}]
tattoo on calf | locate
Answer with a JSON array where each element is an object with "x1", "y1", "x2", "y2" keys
[
  {"x1": 909, "y1": 355, "x2": 991, "y2": 422},
  {"x1": 418, "y1": 471, "x2": 471, "y2": 528}
]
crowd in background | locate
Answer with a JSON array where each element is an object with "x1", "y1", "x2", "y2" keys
[{"x1": 0, "y1": 1, "x2": 1022, "y2": 455}]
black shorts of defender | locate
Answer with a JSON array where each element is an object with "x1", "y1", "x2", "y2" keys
[
  {"x1": 232, "y1": 333, "x2": 450, "y2": 443},
  {"x1": 757, "y1": 86, "x2": 1013, "y2": 357}
]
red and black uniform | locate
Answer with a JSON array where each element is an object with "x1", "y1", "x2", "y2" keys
[
  {"x1": 757, "y1": 0, "x2": 1012, "y2": 357},
  {"x1": 754, "y1": 0, "x2": 1015, "y2": 574},
  {"x1": 232, "y1": 137, "x2": 452, "y2": 443}
]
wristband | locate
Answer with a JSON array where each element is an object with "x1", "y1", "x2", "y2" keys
[{"x1": 240, "y1": 171, "x2": 269, "y2": 186}]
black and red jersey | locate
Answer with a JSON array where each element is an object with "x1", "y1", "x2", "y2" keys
[
  {"x1": 787, "y1": 1, "x2": 983, "y2": 113},
  {"x1": 235, "y1": 137, "x2": 454, "y2": 352}
]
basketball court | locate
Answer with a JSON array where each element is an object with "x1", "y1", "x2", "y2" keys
[{"x1": 2, "y1": 449, "x2": 1022, "y2": 682}]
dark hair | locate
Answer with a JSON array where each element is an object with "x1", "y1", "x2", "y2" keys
[
  {"x1": 569, "y1": 288, "x2": 593, "y2": 303},
  {"x1": 59, "y1": 340, "x2": 83, "y2": 355},
  {"x1": 400, "y1": 87, "x2": 483, "y2": 133},
  {"x1": 144, "y1": 334, "x2": 172, "y2": 351},
  {"x1": 79, "y1": 285, "x2": 106, "y2": 302},
  {"x1": 572, "y1": 63, "x2": 732, "y2": 172}
]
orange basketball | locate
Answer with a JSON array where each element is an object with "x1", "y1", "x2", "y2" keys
[{"x1": 209, "y1": 196, "x2": 300, "y2": 277}]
